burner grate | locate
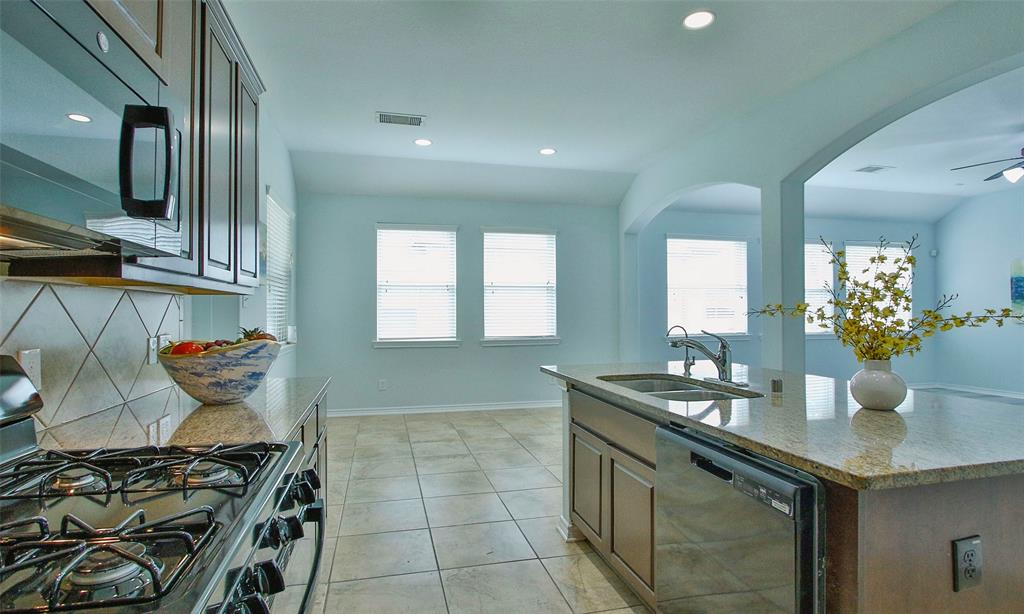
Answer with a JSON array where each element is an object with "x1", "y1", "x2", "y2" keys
[
  {"x1": 0, "y1": 444, "x2": 273, "y2": 500},
  {"x1": 0, "y1": 507, "x2": 217, "y2": 612}
]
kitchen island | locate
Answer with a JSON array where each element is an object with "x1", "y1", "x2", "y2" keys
[{"x1": 542, "y1": 361, "x2": 1024, "y2": 613}]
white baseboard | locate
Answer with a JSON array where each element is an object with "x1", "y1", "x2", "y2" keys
[
  {"x1": 326, "y1": 399, "x2": 561, "y2": 418},
  {"x1": 910, "y1": 382, "x2": 1024, "y2": 400}
]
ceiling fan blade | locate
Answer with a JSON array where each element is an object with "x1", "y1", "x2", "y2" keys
[
  {"x1": 950, "y1": 156, "x2": 1024, "y2": 171},
  {"x1": 983, "y1": 160, "x2": 1024, "y2": 181}
]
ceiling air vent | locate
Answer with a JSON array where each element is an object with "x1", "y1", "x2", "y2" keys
[
  {"x1": 854, "y1": 165, "x2": 894, "y2": 174},
  {"x1": 377, "y1": 112, "x2": 424, "y2": 126}
]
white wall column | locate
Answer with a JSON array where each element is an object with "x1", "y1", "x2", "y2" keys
[{"x1": 760, "y1": 180, "x2": 806, "y2": 372}]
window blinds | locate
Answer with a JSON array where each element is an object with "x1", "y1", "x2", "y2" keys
[
  {"x1": 484, "y1": 232, "x2": 557, "y2": 338},
  {"x1": 805, "y1": 243, "x2": 834, "y2": 333},
  {"x1": 265, "y1": 197, "x2": 292, "y2": 341},
  {"x1": 845, "y1": 243, "x2": 913, "y2": 325},
  {"x1": 376, "y1": 226, "x2": 457, "y2": 340},
  {"x1": 666, "y1": 238, "x2": 748, "y2": 334}
]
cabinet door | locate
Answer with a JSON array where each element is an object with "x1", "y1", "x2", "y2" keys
[
  {"x1": 200, "y1": 5, "x2": 235, "y2": 283},
  {"x1": 235, "y1": 75, "x2": 259, "y2": 286},
  {"x1": 609, "y1": 447, "x2": 656, "y2": 600},
  {"x1": 570, "y1": 423, "x2": 607, "y2": 549},
  {"x1": 87, "y1": 0, "x2": 167, "y2": 77},
  {"x1": 135, "y1": 0, "x2": 200, "y2": 275}
]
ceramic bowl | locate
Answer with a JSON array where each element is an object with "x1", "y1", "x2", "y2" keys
[{"x1": 158, "y1": 339, "x2": 280, "y2": 405}]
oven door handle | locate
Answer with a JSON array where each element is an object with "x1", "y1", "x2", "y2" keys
[
  {"x1": 119, "y1": 104, "x2": 178, "y2": 220},
  {"x1": 298, "y1": 499, "x2": 325, "y2": 613}
]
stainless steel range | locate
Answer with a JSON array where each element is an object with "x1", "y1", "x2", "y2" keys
[{"x1": 0, "y1": 356, "x2": 324, "y2": 613}]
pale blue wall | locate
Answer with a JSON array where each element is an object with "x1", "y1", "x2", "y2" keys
[
  {"x1": 934, "y1": 191, "x2": 1024, "y2": 393},
  {"x1": 295, "y1": 194, "x2": 619, "y2": 411},
  {"x1": 636, "y1": 208, "x2": 939, "y2": 383}
]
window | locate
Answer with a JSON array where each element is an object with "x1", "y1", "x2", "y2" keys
[
  {"x1": 376, "y1": 226, "x2": 457, "y2": 341},
  {"x1": 483, "y1": 232, "x2": 557, "y2": 339},
  {"x1": 805, "y1": 243, "x2": 834, "y2": 333},
  {"x1": 845, "y1": 243, "x2": 913, "y2": 325},
  {"x1": 265, "y1": 196, "x2": 293, "y2": 342},
  {"x1": 666, "y1": 238, "x2": 748, "y2": 334}
]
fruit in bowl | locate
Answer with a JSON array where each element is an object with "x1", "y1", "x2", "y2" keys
[{"x1": 158, "y1": 328, "x2": 280, "y2": 405}]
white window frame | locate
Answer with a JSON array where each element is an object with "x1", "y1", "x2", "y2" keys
[
  {"x1": 265, "y1": 195, "x2": 293, "y2": 343},
  {"x1": 666, "y1": 235, "x2": 750, "y2": 336},
  {"x1": 481, "y1": 228, "x2": 560, "y2": 346},
  {"x1": 804, "y1": 241, "x2": 835, "y2": 336},
  {"x1": 374, "y1": 223, "x2": 460, "y2": 348}
]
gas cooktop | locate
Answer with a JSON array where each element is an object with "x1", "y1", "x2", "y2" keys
[{"x1": 0, "y1": 443, "x2": 299, "y2": 613}]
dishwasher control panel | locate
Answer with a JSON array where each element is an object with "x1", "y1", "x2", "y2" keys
[{"x1": 734, "y1": 473, "x2": 794, "y2": 517}]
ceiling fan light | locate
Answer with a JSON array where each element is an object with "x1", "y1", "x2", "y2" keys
[{"x1": 1002, "y1": 167, "x2": 1024, "y2": 183}]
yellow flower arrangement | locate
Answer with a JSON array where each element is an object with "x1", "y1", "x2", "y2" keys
[{"x1": 750, "y1": 235, "x2": 1024, "y2": 361}]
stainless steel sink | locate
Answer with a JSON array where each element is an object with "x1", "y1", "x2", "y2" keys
[
  {"x1": 597, "y1": 375, "x2": 704, "y2": 393},
  {"x1": 598, "y1": 373, "x2": 761, "y2": 403},
  {"x1": 648, "y1": 390, "x2": 742, "y2": 402}
]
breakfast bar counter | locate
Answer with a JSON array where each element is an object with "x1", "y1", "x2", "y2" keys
[{"x1": 543, "y1": 361, "x2": 1024, "y2": 613}]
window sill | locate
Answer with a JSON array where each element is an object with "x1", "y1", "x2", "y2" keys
[
  {"x1": 805, "y1": 333, "x2": 836, "y2": 341},
  {"x1": 480, "y1": 336, "x2": 561, "y2": 347},
  {"x1": 373, "y1": 339, "x2": 462, "y2": 349}
]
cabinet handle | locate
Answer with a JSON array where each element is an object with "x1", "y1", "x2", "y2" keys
[{"x1": 119, "y1": 104, "x2": 178, "y2": 220}]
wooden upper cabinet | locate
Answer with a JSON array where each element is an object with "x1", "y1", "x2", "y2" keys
[
  {"x1": 87, "y1": 0, "x2": 167, "y2": 78},
  {"x1": 235, "y1": 75, "x2": 259, "y2": 286},
  {"x1": 200, "y1": 4, "x2": 236, "y2": 283}
]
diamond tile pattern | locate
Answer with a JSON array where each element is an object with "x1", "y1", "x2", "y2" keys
[{"x1": 0, "y1": 281, "x2": 182, "y2": 444}]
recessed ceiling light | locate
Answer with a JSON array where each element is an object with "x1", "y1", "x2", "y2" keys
[
  {"x1": 538, "y1": 147, "x2": 557, "y2": 156},
  {"x1": 414, "y1": 138, "x2": 432, "y2": 147},
  {"x1": 67, "y1": 113, "x2": 92, "y2": 123},
  {"x1": 683, "y1": 10, "x2": 715, "y2": 30},
  {"x1": 1003, "y1": 167, "x2": 1024, "y2": 183}
]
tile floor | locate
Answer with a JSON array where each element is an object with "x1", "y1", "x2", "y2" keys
[{"x1": 273, "y1": 407, "x2": 647, "y2": 614}]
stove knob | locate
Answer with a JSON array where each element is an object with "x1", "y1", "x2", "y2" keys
[
  {"x1": 253, "y1": 560, "x2": 286, "y2": 595},
  {"x1": 281, "y1": 514, "x2": 305, "y2": 542},
  {"x1": 300, "y1": 468, "x2": 321, "y2": 490},
  {"x1": 239, "y1": 593, "x2": 270, "y2": 614},
  {"x1": 290, "y1": 480, "x2": 316, "y2": 506}
]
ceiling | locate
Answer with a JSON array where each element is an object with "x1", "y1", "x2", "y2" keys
[
  {"x1": 292, "y1": 151, "x2": 633, "y2": 207},
  {"x1": 808, "y1": 65, "x2": 1024, "y2": 198},
  {"x1": 672, "y1": 65, "x2": 1024, "y2": 221},
  {"x1": 224, "y1": 0, "x2": 948, "y2": 201}
]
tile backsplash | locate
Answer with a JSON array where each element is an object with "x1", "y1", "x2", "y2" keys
[{"x1": 0, "y1": 280, "x2": 184, "y2": 448}]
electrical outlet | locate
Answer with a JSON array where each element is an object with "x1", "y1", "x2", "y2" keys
[
  {"x1": 146, "y1": 337, "x2": 159, "y2": 365},
  {"x1": 16, "y1": 349, "x2": 41, "y2": 389},
  {"x1": 147, "y1": 422, "x2": 159, "y2": 446},
  {"x1": 952, "y1": 535, "x2": 983, "y2": 591},
  {"x1": 158, "y1": 334, "x2": 172, "y2": 352},
  {"x1": 158, "y1": 415, "x2": 173, "y2": 445},
  {"x1": 377, "y1": 379, "x2": 388, "y2": 391}
]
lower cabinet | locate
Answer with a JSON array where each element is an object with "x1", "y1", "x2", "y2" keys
[
  {"x1": 608, "y1": 447, "x2": 656, "y2": 603},
  {"x1": 569, "y1": 392, "x2": 657, "y2": 608},
  {"x1": 570, "y1": 424, "x2": 607, "y2": 547}
]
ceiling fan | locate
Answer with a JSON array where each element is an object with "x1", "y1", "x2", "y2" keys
[{"x1": 950, "y1": 147, "x2": 1024, "y2": 183}]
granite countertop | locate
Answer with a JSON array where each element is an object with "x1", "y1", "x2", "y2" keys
[
  {"x1": 170, "y1": 376, "x2": 330, "y2": 446},
  {"x1": 542, "y1": 361, "x2": 1024, "y2": 490}
]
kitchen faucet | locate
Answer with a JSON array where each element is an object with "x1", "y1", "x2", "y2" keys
[{"x1": 666, "y1": 327, "x2": 746, "y2": 386}]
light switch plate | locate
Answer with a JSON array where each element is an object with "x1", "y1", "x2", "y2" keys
[{"x1": 16, "y1": 349, "x2": 42, "y2": 389}]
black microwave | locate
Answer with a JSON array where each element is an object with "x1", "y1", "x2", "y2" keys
[{"x1": 0, "y1": 0, "x2": 186, "y2": 257}]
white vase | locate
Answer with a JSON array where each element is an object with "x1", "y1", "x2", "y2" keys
[{"x1": 850, "y1": 359, "x2": 907, "y2": 411}]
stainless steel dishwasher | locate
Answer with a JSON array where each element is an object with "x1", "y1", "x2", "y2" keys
[{"x1": 655, "y1": 426, "x2": 824, "y2": 613}]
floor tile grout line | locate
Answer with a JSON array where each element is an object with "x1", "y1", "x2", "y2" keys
[{"x1": 407, "y1": 419, "x2": 454, "y2": 614}]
